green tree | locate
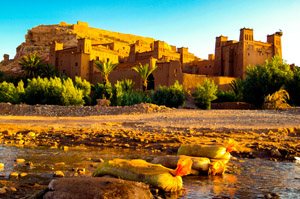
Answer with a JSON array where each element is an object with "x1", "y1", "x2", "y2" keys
[
  {"x1": 75, "y1": 76, "x2": 91, "y2": 105},
  {"x1": 94, "y1": 59, "x2": 118, "y2": 84},
  {"x1": 286, "y1": 67, "x2": 300, "y2": 106},
  {"x1": 39, "y1": 64, "x2": 61, "y2": 78},
  {"x1": 132, "y1": 63, "x2": 158, "y2": 93},
  {"x1": 152, "y1": 81, "x2": 186, "y2": 108},
  {"x1": 193, "y1": 79, "x2": 218, "y2": 110},
  {"x1": 243, "y1": 56, "x2": 293, "y2": 108},
  {"x1": 19, "y1": 53, "x2": 43, "y2": 78},
  {"x1": 229, "y1": 79, "x2": 243, "y2": 101}
]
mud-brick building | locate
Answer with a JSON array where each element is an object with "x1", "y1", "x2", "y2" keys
[
  {"x1": 49, "y1": 22, "x2": 282, "y2": 91},
  {"x1": 188, "y1": 28, "x2": 282, "y2": 79}
]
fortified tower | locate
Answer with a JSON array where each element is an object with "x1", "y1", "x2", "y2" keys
[
  {"x1": 214, "y1": 35, "x2": 228, "y2": 76},
  {"x1": 77, "y1": 38, "x2": 91, "y2": 54},
  {"x1": 238, "y1": 28, "x2": 254, "y2": 78},
  {"x1": 267, "y1": 32, "x2": 282, "y2": 58}
]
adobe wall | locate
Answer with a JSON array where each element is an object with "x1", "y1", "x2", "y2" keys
[
  {"x1": 182, "y1": 73, "x2": 236, "y2": 92},
  {"x1": 153, "y1": 61, "x2": 183, "y2": 88}
]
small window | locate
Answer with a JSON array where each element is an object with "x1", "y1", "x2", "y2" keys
[
  {"x1": 107, "y1": 58, "x2": 110, "y2": 62},
  {"x1": 63, "y1": 69, "x2": 65, "y2": 74},
  {"x1": 248, "y1": 53, "x2": 250, "y2": 56},
  {"x1": 75, "y1": 62, "x2": 78, "y2": 66}
]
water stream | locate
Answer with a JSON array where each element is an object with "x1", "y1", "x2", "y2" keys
[{"x1": 0, "y1": 145, "x2": 299, "y2": 198}]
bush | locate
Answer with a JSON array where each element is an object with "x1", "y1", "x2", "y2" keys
[
  {"x1": 213, "y1": 90, "x2": 238, "y2": 103},
  {"x1": 243, "y1": 56, "x2": 293, "y2": 108},
  {"x1": 286, "y1": 67, "x2": 300, "y2": 106},
  {"x1": 263, "y1": 87, "x2": 291, "y2": 110},
  {"x1": 152, "y1": 81, "x2": 186, "y2": 108},
  {"x1": 0, "y1": 81, "x2": 25, "y2": 104},
  {"x1": 119, "y1": 90, "x2": 151, "y2": 106},
  {"x1": 92, "y1": 82, "x2": 113, "y2": 105},
  {"x1": 24, "y1": 77, "x2": 84, "y2": 106},
  {"x1": 193, "y1": 79, "x2": 218, "y2": 110},
  {"x1": 229, "y1": 79, "x2": 244, "y2": 101},
  {"x1": 75, "y1": 76, "x2": 91, "y2": 105}
]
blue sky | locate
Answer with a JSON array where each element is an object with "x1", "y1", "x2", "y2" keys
[{"x1": 1, "y1": 0, "x2": 300, "y2": 65}]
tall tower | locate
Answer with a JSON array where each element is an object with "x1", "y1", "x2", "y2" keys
[
  {"x1": 49, "y1": 41, "x2": 63, "y2": 66},
  {"x1": 267, "y1": 32, "x2": 282, "y2": 58},
  {"x1": 239, "y1": 28, "x2": 254, "y2": 79},
  {"x1": 77, "y1": 38, "x2": 91, "y2": 54},
  {"x1": 214, "y1": 35, "x2": 228, "y2": 76},
  {"x1": 239, "y1": 28, "x2": 254, "y2": 42}
]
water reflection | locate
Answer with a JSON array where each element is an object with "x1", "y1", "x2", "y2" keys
[{"x1": 0, "y1": 145, "x2": 300, "y2": 198}]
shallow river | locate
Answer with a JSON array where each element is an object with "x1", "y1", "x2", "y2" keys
[{"x1": 0, "y1": 145, "x2": 299, "y2": 199}]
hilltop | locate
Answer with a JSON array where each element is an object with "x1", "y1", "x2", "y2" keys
[{"x1": 0, "y1": 21, "x2": 156, "y2": 73}]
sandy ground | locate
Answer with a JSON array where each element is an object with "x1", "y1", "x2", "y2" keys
[
  {"x1": 0, "y1": 109, "x2": 299, "y2": 132},
  {"x1": 0, "y1": 106, "x2": 300, "y2": 198}
]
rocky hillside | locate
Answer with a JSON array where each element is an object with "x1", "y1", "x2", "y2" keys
[{"x1": 0, "y1": 21, "x2": 155, "y2": 73}]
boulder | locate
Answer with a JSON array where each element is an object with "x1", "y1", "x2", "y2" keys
[{"x1": 42, "y1": 177, "x2": 153, "y2": 199}]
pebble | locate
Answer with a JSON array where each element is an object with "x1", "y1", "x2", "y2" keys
[
  {"x1": 20, "y1": 173, "x2": 28, "y2": 178},
  {"x1": 15, "y1": 159, "x2": 25, "y2": 163},
  {"x1": 8, "y1": 187, "x2": 17, "y2": 192},
  {"x1": 62, "y1": 146, "x2": 69, "y2": 151},
  {"x1": 27, "y1": 132, "x2": 36, "y2": 137},
  {"x1": 0, "y1": 163, "x2": 4, "y2": 169},
  {"x1": 53, "y1": 171, "x2": 65, "y2": 177},
  {"x1": 0, "y1": 187, "x2": 6, "y2": 194},
  {"x1": 9, "y1": 172, "x2": 19, "y2": 178}
]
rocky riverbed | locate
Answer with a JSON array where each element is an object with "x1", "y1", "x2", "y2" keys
[{"x1": 0, "y1": 103, "x2": 300, "y2": 198}]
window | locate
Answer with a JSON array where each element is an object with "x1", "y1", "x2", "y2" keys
[
  {"x1": 107, "y1": 58, "x2": 110, "y2": 62},
  {"x1": 75, "y1": 62, "x2": 78, "y2": 66},
  {"x1": 248, "y1": 53, "x2": 250, "y2": 56},
  {"x1": 63, "y1": 69, "x2": 65, "y2": 74}
]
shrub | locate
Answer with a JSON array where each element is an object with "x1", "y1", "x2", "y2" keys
[
  {"x1": 193, "y1": 79, "x2": 218, "y2": 110},
  {"x1": 213, "y1": 90, "x2": 238, "y2": 103},
  {"x1": 119, "y1": 90, "x2": 151, "y2": 106},
  {"x1": 75, "y1": 76, "x2": 91, "y2": 105},
  {"x1": 229, "y1": 79, "x2": 244, "y2": 101},
  {"x1": 0, "y1": 81, "x2": 25, "y2": 104},
  {"x1": 286, "y1": 67, "x2": 300, "y2": 106},
  {"x1": 92, "y1": 82, "x2": 113, "y2": 105},
  {"x1": 243, "y1": 56, "x2": 293, "y2": 108},
  {"x1": 152, "y1": 81, "x2": 186, "y2": 108},
  {"x1": 24, "y1": 77, "x2": 84, "y2": 106},
  {"x1": 263, "y1": 87, "x2": 291, "y2": 110}
]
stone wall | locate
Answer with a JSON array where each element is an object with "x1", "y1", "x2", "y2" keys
[{"x1": 182, "y1": 73, "x2": 236, "y2": 92}]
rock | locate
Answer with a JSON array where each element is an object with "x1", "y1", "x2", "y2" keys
[
  {"x1": 15, "y1": 158, "x2": 25, "y2": 163},
  {"x1": 9, "y1": 172, "x2": 19, "y2": 179},
  {"x1": 20, "y1": 173, "x2": 28, "y2": 178},
  {"x1": 53, "y1": 171, "x2": 64, "y2": 178},
  {"x1": 43, "y1": 177, "x2": 153, "y2": 199},
  {"x1": 27, "y1": 131, "x2": 36, "y2": 137},
  {"x1": 270, "y1": 147, "x2": 282, "y2": 158},
  {"x1": 0, "y1": 187, "x2": 6, "y2": 194},
  {"x1": 0, "y1": 163, "x2": 4, "y2": 169},
  {"x1": 8, "y1": 187, "x2": 17, "y2": 192}
]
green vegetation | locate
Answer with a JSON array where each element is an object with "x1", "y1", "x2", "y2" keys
[
  {"x1": 132, "y1": 63, "x2": 158, "y2": 93},
  {"x1": 94, "y1": 59, "x2": 118, "y2": 84},
  {"x1": 0, "y1": 81, "x2": 24, "y2": 104},
  {"x1": 242, "y1": 56, "x2": 293, "y2": 108},
  {"x1": 19, "y1": 53, "x2": 43, "y2": 79},
  {"x1": 152, "y1": 81, "x2": 186, "y2": 108},
  {"x1": 286, "y1": 67, "x2": 300, "y2": 106},
  {"x1": 193, "y1": 79, "x2": 218, "y2": 110},
  {"x1": 75, "y1": 76, "x2": 92, "y2": 105},
  {"x1": 229, "y1": 79, "x2": 243, "y2": 101},
  {"x1": 263, "y1": 87, "x2": 291, "y2": 110},
  {"x1": 24, "y1": 77, "x2": 84, "y2": 106},
  {"x1": 213, "y1": 90, "x2": 239, "y2": 103}
]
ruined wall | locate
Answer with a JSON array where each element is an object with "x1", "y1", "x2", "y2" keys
[{"x1": 182, "y1": 73, "x2": 236, "y2": 92}]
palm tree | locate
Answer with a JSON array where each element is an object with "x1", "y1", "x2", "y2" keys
[
  {"x1": 19, "y1": 53, "x2": 43, "y2": 78},
  {"x1": 95, "y1": 59, "x2": 118, "y2": 84},
  {"x1": 132, "y1": 63, "x2": 158, "y2": 93}
]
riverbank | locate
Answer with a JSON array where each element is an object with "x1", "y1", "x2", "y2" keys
[
  {"x1": 0, "y1": 103, "x2": 299, "y2": 160},
  {"x1": 0, "y1": 103, "x2": 300, "y2": 198}
]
